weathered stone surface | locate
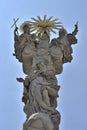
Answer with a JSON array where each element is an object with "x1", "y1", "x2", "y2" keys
[{"x1": 13, "y1": 16, "x2": 78, "y2": 130}]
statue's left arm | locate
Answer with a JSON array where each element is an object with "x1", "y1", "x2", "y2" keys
[
  {"x1": 72, "y1": 22, "x2": 78, "y2": 36},
  {"x1": 67, "y1": 22, "x2": 78, "y2": 45}
]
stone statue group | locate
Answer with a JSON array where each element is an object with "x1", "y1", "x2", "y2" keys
[{"x1": 13, "y1": 16, "x2": 78, "y2": 130}]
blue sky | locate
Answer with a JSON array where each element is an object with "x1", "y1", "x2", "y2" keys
[{"x1": 0, "y1": 0, "x2": 87, "y2": 130}]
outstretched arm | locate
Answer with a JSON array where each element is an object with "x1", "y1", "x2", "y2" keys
[
  {"x1": 72, "y1": 22, "x2": 78, "y2": 36},
  {"x1": 67, "y1": 22, "x2": 78, "y2": 45}
]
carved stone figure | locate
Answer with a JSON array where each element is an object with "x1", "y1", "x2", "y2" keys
[
  {"x1": 14, "y1": 21, "x2": 37, "y2": 74},
  {"x1": 13, "y1": 16, "x2": 78, "y2": 130},
  {"x1": 23, "y1": 113, "x2": 54, "y2": 130},
  {"x1": 50, "y1": 22, "x2": 78, "y2": 74}
]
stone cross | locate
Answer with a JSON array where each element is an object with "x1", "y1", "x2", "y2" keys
[{"x1": 11, "y1": 18, "x2": 19, "y2": 35}]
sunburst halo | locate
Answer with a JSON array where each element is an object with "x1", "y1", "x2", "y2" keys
[{"x1": 29, "y1": 15, "x2": 62, "y2": 36}]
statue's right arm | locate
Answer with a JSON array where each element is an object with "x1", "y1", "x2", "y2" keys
[{"x1": 14, "y1": 27, "x2": 19, "y2": 41}]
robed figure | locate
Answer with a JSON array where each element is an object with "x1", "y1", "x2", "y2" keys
[{"x1": 13, "y1": 16, "x2": 78, "y2": 130}]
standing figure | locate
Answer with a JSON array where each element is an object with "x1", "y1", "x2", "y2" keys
[
  {"x1": 14, "y1": 21, "x2": 37, "y2": 74},
  {"x1": 50, "y1": 22, "x2": 78, "y2": 74}
]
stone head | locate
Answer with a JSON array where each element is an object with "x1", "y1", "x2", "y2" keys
[
  {"x1": 59, "y1": 28, "x2": 67, "y2": 37},
  {"x1": 20, "y1": 21, "x2": 30, "y2": 34}
]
